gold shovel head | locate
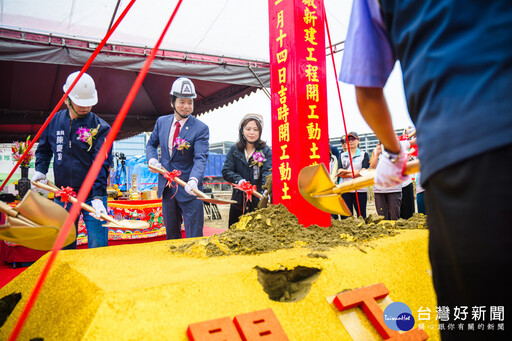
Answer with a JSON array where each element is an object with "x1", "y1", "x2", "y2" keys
[
  {"x1": 0, "y1": 223, "x2": 60, "y2": 243},
  {"x1": 298, "y1": 163, "x2": 352, "y2": 216},
  {"x1": 12, "y1": 190, "x2": 77, "y2": 250}
]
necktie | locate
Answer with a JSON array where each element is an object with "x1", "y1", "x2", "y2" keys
[{"x1": 172, "y1": 121, "x2": 181, "y2": 147}]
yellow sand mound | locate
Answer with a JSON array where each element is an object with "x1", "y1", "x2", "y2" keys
[{"x1": 0, "y1": 230, "x2": 439, "y2": 340}]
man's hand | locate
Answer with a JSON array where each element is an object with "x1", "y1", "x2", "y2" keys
[
  {"x1": 91, "y1": 199, "x2": 107, "y2": 219},
  {"x1": 31, "y1": 171, "x2": 47, "y2": 184},
  {"x1": 374, "y1": 141, "x2": 410, "y2": 188},
  {"x1": 185, "y1": 178, "x2": 198, "y2": 196},
  {"x1": 148, "y1": 158, "x2": 162, "y2": 173},
  {"x1": 237, "y1": 179, "x2": 248, "y2": 186}
]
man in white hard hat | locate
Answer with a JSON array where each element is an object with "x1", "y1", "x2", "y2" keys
[
  {"x1": 146, "y1": 77, "x2": 209, "y2": 239},
  {"x1": 32, "y1": 71, "x2": 112, "y2": 249}
]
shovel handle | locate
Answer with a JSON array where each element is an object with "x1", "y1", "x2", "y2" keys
[
  {"x1": 148, "y1": 164, "x2": 210, "y2": 200},
  {"x1": 31, "y1": 180, "x2": 122, "y2": 227},
  {"x1": 331, "y1": 160, "x2": 420, "y2": 195},
  {"x1": 0, "y1": 201, "x2": 38, "y2": 226},
  {"x1": 252, "y1": 190, "x2": 264, "y2": 199}
]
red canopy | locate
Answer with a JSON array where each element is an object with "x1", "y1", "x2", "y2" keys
[{"x1": 0, "y1": 28, "x2": 270, "y2": 142}]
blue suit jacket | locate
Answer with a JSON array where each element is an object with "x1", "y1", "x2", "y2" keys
[{"x1": 146, "y1": 114, "x2": 209, "y2": 202}]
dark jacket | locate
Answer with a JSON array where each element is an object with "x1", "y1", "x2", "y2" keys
[
  {"x1": 35, "y1": 109, "x2": 112, "y2": 198},
  {"x1": 222, "y1": 144, "x2": 272, "y2": 209}
]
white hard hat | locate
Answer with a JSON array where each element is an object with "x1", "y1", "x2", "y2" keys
[
  {"x1": 239, "y1": 113, "x2": 264, "y2": 129},
  {"x1": 63, "y1": 72, "x2": 98, "y2": 107},
  {"x1": 170, "y1": 77, "x2": 197, "y2": 99}
]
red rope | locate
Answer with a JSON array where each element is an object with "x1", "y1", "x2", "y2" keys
[
  {"x1": 8, "y1": 1, "x2": 184, "y2": 339},
  {"x1": 0, "y1": 1, "x2": 137, "y2": 192},
  {"x1": 324, "y1": 9, "x2": 362, "y2": 217}
]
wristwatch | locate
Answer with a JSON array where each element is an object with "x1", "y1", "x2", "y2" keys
[{"x1": 381, "y1": 148, "x2": 401, "y2": 164}]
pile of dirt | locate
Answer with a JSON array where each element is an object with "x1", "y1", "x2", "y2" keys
[{"x1": 171, "y1": 205, "x2": 427, "y2": 257}]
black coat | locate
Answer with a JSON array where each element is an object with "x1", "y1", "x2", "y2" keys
[{"x1": 222, "y1": 144, "x2": 272, "y2": 210}]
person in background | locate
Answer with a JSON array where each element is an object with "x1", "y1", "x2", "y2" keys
[
  {"x1": 222, "y1": 114, "x2": 272, "y2": 227},
  {"x1": 340, "y1": 138, "x2": 348, "y2": 154},
  {"x1": 32, "y1": 71, "x2": 112, "y2": 249},
  {"x1": 400, "y1": 129, "x2": 416, "y2": 219},
  {"x1": 369, "y1": 142, "x2": 402, "y2": 220},
  {"x1": 415, "y1": 172, "x2": 426, "y2": 214},
  {"x1": 147, "y1": 77, "x2": 209, "y2": 239},
  {"x1": 337, "y1": 132, "x2": 370, "y2": 218},
  {"x1": 329, "y1": 144, "x2": 341, "y2": 183},
  {"x1": 399, "y1": 177, "x2": 414, "y2": 219},
  {"x1": 340, "y1": 1, "x2": 512, "y2": 339},
  {"x1": 329, "y1": 144, "x2": 341, "y2": 220}
]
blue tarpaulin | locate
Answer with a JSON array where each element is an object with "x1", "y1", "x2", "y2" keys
[
  {"x1": 204, "y1": 153, "x2": 226, "y2": 177},
  {"x1": 112, "y1": 152, "x2": 226, "y2": 190}
]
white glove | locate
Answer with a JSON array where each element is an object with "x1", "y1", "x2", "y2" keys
[
  {"x1": 374, "y1": 142, "x2": 409, "y2": 188},
  {"x1": 185, "y1": 178, "x2": 198, "y2": 196},
  {"x1": 238, "y1": 179, "x2": 248, "y2": 186},
  {"x1": 148, "y1": 158, "x2": 162, "y2": 173},
  {"x1": 31, "y1": 171, "x2": 47, "y2": 184},
  {"x1": 91, "y1": 199, "x2": 107, "y2": 219},
  {"x1": 400, "y1": 139, "x2": 411, "y2": 150}
]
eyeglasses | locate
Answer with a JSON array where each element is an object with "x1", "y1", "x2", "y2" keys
[{"x1": 341, "y1": 140, "x2": 347, "y2": 144}]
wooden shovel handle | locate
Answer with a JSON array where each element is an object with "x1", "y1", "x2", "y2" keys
[
  {"x1": 331, "y1": 160, "x2": 420, "y2": 195},
  {"x1": 148, "y1": 164, "x2": 210, "y2": 200},
  {"x1": 31, "y1": 181, "x2": 122, "y2": 227},
  {"x1": 252, "y1": 190, "x2": 264, "y2": 199},
  {"x1": 0, "y1": 201, "x2": 38, "y2": 226}
]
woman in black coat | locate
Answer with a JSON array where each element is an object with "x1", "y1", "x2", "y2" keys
[{"x1": 222, "y1": 113, "x2": 272, "y2": 227}]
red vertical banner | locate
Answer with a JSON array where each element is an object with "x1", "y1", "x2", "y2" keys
[{"x1": 268, "y1": 0, "x2": 331, "y2": 227}]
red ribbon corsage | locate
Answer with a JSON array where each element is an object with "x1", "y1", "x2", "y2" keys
[
  {"x1": 164, "y1": 169, "x2": 182, "y2": 199},
  {"x1": 55, "y1": 186, "x2": 76, "y2": 207},
  {"x1": 234, "y1": 181, "x2": 257, "y2": 214}
]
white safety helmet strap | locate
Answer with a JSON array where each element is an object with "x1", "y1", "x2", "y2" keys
[{"x1": 63, "y1": 72, "x2": 98, "y2": 107}]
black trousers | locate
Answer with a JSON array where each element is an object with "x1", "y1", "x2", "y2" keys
[
  {"x1": 425, "y1": 143, "x2": 512, "y2": 340},
  {"x1": 341, "y1": 192, "x2": 367, "y2": 218},
  {"x1": 400, "y1": 181, "x2": 415, "y2": 219}
]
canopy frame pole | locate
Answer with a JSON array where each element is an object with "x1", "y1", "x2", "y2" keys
[
  {"x1": 107, "y1": 0, "x2": 123, "y2": 33},
  {"x1": 248, "y1": 65, "x2": 271, "y2": 99}
]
